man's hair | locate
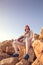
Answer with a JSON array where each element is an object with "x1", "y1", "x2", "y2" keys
[{"x1": 25, "y1": 25, "x2": 30, "y2": 31}]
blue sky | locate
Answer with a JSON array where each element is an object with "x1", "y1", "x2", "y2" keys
[{"x1": 0, "y1": 0, "x2": 43, "y2": 42}]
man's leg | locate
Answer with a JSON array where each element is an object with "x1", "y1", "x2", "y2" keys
[
  {"x1": 26, "y1": 38, "x2": 30, "y2": 54},
  {"x1": 24, "y1": 37, "x2": 30, "y2": 60},
  {"x1": 12, "y1": 40, "x2": 18, "y2": 54},
  {"x1": 12, "y1": 40, "x2": 24, "y2": 57}
]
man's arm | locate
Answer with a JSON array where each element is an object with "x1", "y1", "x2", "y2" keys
[{"x1": 17, "y1": 35, "x2": 24, "y2": 41}]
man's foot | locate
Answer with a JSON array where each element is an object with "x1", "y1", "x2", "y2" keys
[
  {"x1": 12, "y1": 53, "x2": 19, "y2": 57},
  {"x1": 24, "y1": 54, "x2": 29, "y2": 60}
]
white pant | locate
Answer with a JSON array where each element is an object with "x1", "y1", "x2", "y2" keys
[{"x1": 12, "y1": 37, "x2": 32, "y2": 54}]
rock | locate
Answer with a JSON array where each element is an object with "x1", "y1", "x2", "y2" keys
[
  {"x1": 18, "y1": 45, "x2": 26, "y2": 60},
  {"x1": 0, "y1": 57, "x2": 19, "y2": 65},
  {"x1": 0, "y1": 48, "x2": 3, "y2": 53},
  {"x1": 16, "y1": 59, "x2": 29, "y2": 65},
  {"x1": 6, "y1": 46, "x2": 15, "y2": 55},
  {"x1": 0, "y1": 40, "x2": 15, "y2": 54},
  {"x1": 33, "y1": 33, "x2": 39, "y2": 40},
  {"x1": 39, "y1": 27, "x2": 43, "y2": 39},
  {"x1": 18, "y1": 45, "x2": 35, "y2": 62},
  {"x1": 32, "y1": 59, "x2": 43, "y2": 65},
  {"x1": 16, "y1": 47, "x2": 35, "y2": 65},
  {"x1": 32, "y1": 40, "x2": 43, "y2": 57},
  {"x1": 28, "y1": 48, "x2": 35, "y2": 63},
  {"x1": 38, "y1": 54, "x2": 43, "y2": 64},
  {"x1": 0, "y1": 52, "x2": 10, "y2": 61}
]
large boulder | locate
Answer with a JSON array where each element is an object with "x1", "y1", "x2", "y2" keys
[
  {"x1": 18, "y1": 44, "x2": 35, "y2": 62},
  {"x1": 32, "y1": 39, "x2": 43, "y2": 65},
  {"x1": 32, "y1": 40, "x2": 43, "y2": 57},
  {"x1": 0, "y1": 52, "x2": 10, "y2": 61},
  {"x1": 0, "y1": 40, "x2": 15, "y2": 54},
  {"x1": 16, "y1": 59, "x2": 29, "y2": 65},
  {"x1": 0, "y1": 57, "x2": 19, "y2": 65},
  {"x1": 32, "y1": 59, "x2": 43, "y2": 65},
  {"x1": 16, "y1": 47, "x2": 35, "y2": 65},
  {"x1": 6, "y1": 46, "x2": 15, "y2": 55},
  {"x1": 38, "y1": 54, "x2": 43, "y2": 64},
  {"x1": 28, "y1": 48, "x2": 35, "y2": 63},
  {"x1": 33, "y1": 33, "x2": 39, "y2": 40},
  {"x1": 18, "y1": 45, "x2": 26, "y2": 60}
]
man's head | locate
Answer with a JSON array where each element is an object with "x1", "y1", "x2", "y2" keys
[{"x1": 25, "y1": 25, "x2": 30, "y2": 32}]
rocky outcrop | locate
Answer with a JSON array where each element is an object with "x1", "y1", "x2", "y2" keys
[
  {"x1": 32, "y1": 59, "x2": 43, "y2": 65},
  {"x1": 16, "y1": 59, "x2": 29, "y2": 65},
  {"x1": 0, "y1": 27, "x2": 43, "y2": 65},
  {"x1": 32, "y1": 40, "x2": 43, "y2": 57},
  {"x1": 0, "y1": 57, "x2": 19, "y2": 65},
  {"x1": 0, "y1": 52, "x2": 10, "y2": 61},
  {"x1": 32, "y1": 27, "x2": 43, "y2": 65},
  {"x1": 0, "y1": 40, "x2": 35, "y2": 65},
  {"x1": 16, "y1": 47, "x2": 35, "y2": 65},
  {"x1": 0, "y1": 40, "x2": 15, "y2": 54},
  {"x1": 33, "y1": 33, "x2": 39, "y2": 40}
]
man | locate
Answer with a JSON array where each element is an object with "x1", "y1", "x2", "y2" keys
[{"x1": 12, "y1": 25, "x2": 33, "y2": 60}]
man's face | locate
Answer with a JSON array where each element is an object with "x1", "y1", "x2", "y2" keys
[{"x1": 25, "y1": 27, "x2": 30, "y2": 32}]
